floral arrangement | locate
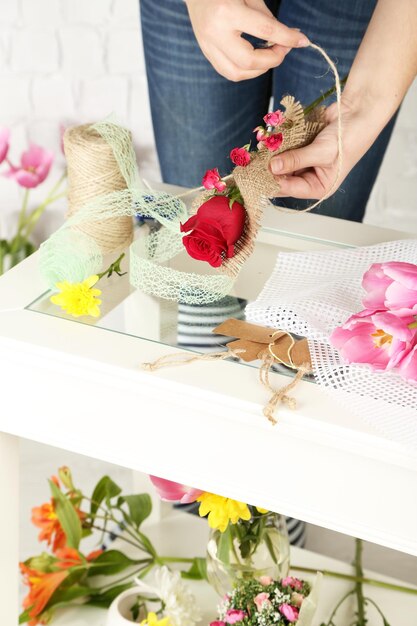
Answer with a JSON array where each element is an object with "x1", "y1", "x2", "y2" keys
[
  {"x1": 0, "y1": 126, "x2": 66, "y2": 274},
  {"x1": 150, "y1": 476, "x2": 272, "y2": 558},
  {"x1": 330, "y1": 261, "x2": 417, "y2": 381},
  {"x1": 209, "y1": 575, "x2": 311, "y2": 625},
  {"x1": 20, "y1": 468, "x2": 205, "y2": 625},
  {"x1": 182, "y1": 108, "x2": 287, "y2": 268}
]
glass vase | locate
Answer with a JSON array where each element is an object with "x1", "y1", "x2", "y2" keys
[{"x1": 206, "y1": 512, "x2": 290, "y2": 596}]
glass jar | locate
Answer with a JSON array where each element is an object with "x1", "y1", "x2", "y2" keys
[{"x1": 206, "y1": 512, "x2": 290, "y2": 596}]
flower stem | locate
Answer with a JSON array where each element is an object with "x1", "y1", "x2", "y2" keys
[
  {"x1": 159, "y1": 556, "x2": 195, "y2": 564},
  {"x1": 354, "y1": 538, "x2": 367, "y2": 625},
  {"x1": 97, "y1": 252, "x2": 126, "y2": 280},
  {"x1": 303, "y1": 75, "x2": 348, "y2": 117},
  {"x1": 290, "y1": 564, "x2": 417, "y2": 595},
  {"x1": 323, "y1": 589, "x2": 355, "y2": 626}
]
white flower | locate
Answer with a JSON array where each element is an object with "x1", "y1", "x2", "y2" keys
[{"x1": 134, "y1": 566, "x2": 201, "y2": 626}]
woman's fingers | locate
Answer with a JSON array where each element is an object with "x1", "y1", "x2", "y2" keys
[
  {"x1": 234, "y1": 5, "x2": 309, "y2": 48},
  {"x1": 208, "y1": 45, "x2": 268, "y2": 82},
  {"x1": 270, "y1": 141, "x2": 337, "y2": 176},
  {"x1": 230, "y1": 36, "x2": 289, "y2": 71},
  {"x1": 276, "y1": 172, "x2": 327, "y2": 199}
]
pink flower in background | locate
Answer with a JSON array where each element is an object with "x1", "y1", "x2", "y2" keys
[
  {"x1": 254, "y1": 592, "x2": 271, "y2": 611},
  {"x1": 291, "y1": 592, "x2": 304, "y2": 607},
  {"x1": 330, "y1": 309, "x2": 416, "y2": 371},
  {"x1": 281, "y1": 576, "x2": 303, "y2": 590},
  {"x1": 230, "y1": 147, "x2": 250, "y2": 167},
  {"x1": 5, "y1": 144, "x2": 53, "y2": 188},
  {"x1": 253, "y1": 126, "x2": 267, "y2": 142},
  {"x1": 263, "y1": 110, "x2": 285, "y2": 127},
  {"x1": 0, "y1": 127, "x2": 10, "y2": 164},
  {"x1": 399, "y1": 343, "x2": 417, "y2": 383},
  {"x1": 202, "y1": 167, "x2": 226, "y2": 192},
  {"x1": 362, "y1": 262, "x2": 417, "y2": 316},
  {"x1": 224, "y1": 609, "x2": 246, "y2": 623},
  {"x1": 262, "y1": 133, "x2": 283, "y2": 152},
  {"x1": 279, "y1": 603, "x2": 299, "y2": 622},
  {"x1": 259, "y1": 575, "x2": 273, "y2": 586},
  {"x1": 149, "y1": 476, "x2": 203, "y2": 503},
  {"x1": 210, "y1": 622, "x2": 226, "y2": 626}
]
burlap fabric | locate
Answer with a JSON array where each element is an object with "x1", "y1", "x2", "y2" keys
[{"x1": 193, "y1": 96, "x2": 326, "y2": 278}]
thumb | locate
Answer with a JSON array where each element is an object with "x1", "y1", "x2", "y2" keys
[{"x1": 270, "y1": 144, "x2": 320, "y2": 175}]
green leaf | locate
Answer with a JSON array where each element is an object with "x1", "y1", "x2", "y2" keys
[
  {"x1": 121, "y1": 494, "x2": 152, "y2": 529},
  {"x1": 49, "y1": 480, "x2": 82, "y2": 549},
  {"x1": 90, "y1": 476, "x2": 122, "y2": 516},
  {"x1": 19, "y1": 610, "x2": 31, "y2": 624},
  {"x1": 86, "y1": 583, "x2": 135, "y2": 608},
  {"x1": 47, "y1": 585, "x2": 93, "y2": 607},
  {"x1": 181, "y1": 557, "x2": 207, "y2": 581},
  {"x1": 218, "y1": 526, "x2": 231, "y2": 565},
  {"x1": 87, "y1": 550, "x2": 138, "y2": 577}
]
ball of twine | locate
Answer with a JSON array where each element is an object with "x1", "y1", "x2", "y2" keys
[{"x1": 63, "y1": 124, "x2": 133, "y2": 254}]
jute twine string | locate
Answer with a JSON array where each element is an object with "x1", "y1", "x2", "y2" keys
[
  {"x1": 142, "y1": 330, "x2": 311, "y2": 424},
  {"x1": 64, "y1": 124, "x2": 133, "y2": 254},
  {"x1": 176, "y1": 41, "x2": 342, "y2": 216}
]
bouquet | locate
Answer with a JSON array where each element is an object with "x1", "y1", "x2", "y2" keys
[
  {"x1": 20, "y1": 468, "x2": 205, "y2": 625},
  {"x1": 209, "y1": 575, "x2": 319, "y2": 626}
]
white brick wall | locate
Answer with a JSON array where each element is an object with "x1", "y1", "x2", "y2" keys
[{"x1": 0, "y1": 0, "x2": 416, "y2": 240}]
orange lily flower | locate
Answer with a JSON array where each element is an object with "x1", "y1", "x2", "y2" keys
[
  {"x1": 20, "y1": 562, "x2": 68, "y2": 625},
  {"x1": 55, "y1": 546, "x2": 103, "y2": 569},
  {"x1": 31, "y1": 502, "x2": 67, "y2": 553}
]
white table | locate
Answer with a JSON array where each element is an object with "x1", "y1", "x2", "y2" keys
[{"x1": 1, "y1": 186, "x2": 417, "y2": 624}]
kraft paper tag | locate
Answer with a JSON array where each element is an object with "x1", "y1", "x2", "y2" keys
[{"x1": 212, "y1": 318, "x2": 312, "y2": 368}]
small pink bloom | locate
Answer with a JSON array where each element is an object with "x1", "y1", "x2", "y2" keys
[
  {"x1": 254, "y1": 592, "x2": 271, "y2": 612},
  {"x1": 149, "y1": 476, "x2": 203, "y2": 503},
  {"x1": 0, "y1": 127, "x2": 10, "y2": 164},
  {"x1": 259, "y1": 575, "x2": 273, "y2": 586},
  {"x1": 210, "y1": 622, "x2": 226, "y2": 626},
  {"x1": 279, "y1": 604, "x2": 299, "y2": 622},
  {"x1": 4, "y1": 144, "x2": 54, "y2": 188},
  {"x1": 330, "y1": 309, "x2": 416, "y2": 371},
  {"x1": 291, "y1": 592, "x2": 304, "y2": 607},
  {"x1": 262, "y1": 132, "x2": 283, "y2": 152},
  {"x1": 263, "y1": 110, "x2": 285, "y2": 127},
  {"x1": 230, "y1": 147, "x2": 250, "y2": 167},
  {"x1": 362, "y1": 262, "x2": 417, "y2": 316},
  {"x1": 281, "y1": 576, "x2": 303, "y2": 590},
  {"x1": 253, "y1": 125, "x2": 267, "y2": 142},
  {"x1": 399, "y1": 342, "x2": 417, "y2": 383},
  {"x1": 202, "y1": 167, "x2": 226, "y2": 192},
  {"x1": 224, "y1": 609, "x2": 246, "y2": 624}
]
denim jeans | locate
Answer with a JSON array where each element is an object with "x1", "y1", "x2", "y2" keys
[{"x1": 141, "y1": 0, "x2": 397, "y2": 222}]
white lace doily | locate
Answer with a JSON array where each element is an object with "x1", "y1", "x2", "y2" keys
[{"x1": 246, "y1": 240, "x2": 417, "y2": 449}]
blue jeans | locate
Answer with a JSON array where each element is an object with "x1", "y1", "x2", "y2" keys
[{"x1": 141, "y1": 0, "x2": 397, "y2": 221}]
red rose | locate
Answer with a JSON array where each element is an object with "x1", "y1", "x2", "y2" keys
[
  {"x1": 230, "y1": 147, "x2": 251, "y2": 167},
  {"x1": 262, "y1": 132, "x2": 283, "y2": 152},
  {"x1": 180, "y1": 195, "x2": 246, "y2": 268}
]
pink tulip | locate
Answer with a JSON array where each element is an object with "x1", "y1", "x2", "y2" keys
[
  {"x1": 330, "y1": 309, "x2": 416, "y2": 371},
  {"x1": 279, "y1": 603, "x2": 299, "y2": 622},
  {"x1": 254, "y1": 592, "x2": 271, "y2": 612},
  {"x1": 224, "y1": 609, "x2": 246, "y2": 623},
  {"x1": 399, "y1": 342, "x2": 417, "y2": 383},
  {"x1": 362, "y1": 262, "x2": 417, "y2": 316},
  {"x1": 281, "y1": 576, "x2": 303, "y2": 591},
  {"x1": 149, "y1": 476, "x2": 203, "y2": 504},
  {"x1": 0, "y1": 127, "x2": 10, "y2": 164},
  {"x1": 259, "y1": 575, "x2": 273, "y2": 586},
  {"x1": 4, "y1": 144, "x2": 53, "y2": 188},
  {"x1": 291, "y1": 592, "x2": 304, "y2": 607}
]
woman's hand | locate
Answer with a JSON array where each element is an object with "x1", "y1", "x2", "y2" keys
[
  {"x1": 185, "y1": 0, "x2": 309, "y2": 81},
  {"x1": 269, "y1": 100, "x2": 381, "y2": 199}
]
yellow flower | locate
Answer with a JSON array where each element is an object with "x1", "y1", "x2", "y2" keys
[
  {"x1": 140, "y1": 612, "x2": 171, "y2": 626},
  {"x1": 50, "y1": 275, "x2": 102, "y2": 318},
  {"x1": 256, "y1": 507, "x2": 269, "y2": 514},
  {"x1": 197, "y1": 492, "x2": 251, "y2": 532}
]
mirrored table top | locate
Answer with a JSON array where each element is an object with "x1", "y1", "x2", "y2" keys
[{"x1": 26, "y1": 204, "x2": 356, "y2": 381}]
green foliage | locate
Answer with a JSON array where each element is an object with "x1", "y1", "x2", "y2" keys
[
  {"x1": 181, "y1": 557, "x2": 207, "y2": 581},
  {"x1": 86, "y1": 583, "x2": 135, "y2": 608},
  {"x1": 90, "y1": 475, "x2": 122, "y2": 516},
  {"x1": 87, "y1": 550, "x2": 139, "y2": 577},
  {"x1": 49, "y1": 480, "x2": 82, "y2": 549},
  {"x1": 120, "y1": 494, "x2": 152, "y2": 529}
]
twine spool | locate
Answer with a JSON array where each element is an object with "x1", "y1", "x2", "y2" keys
[{"x1": 64, "y1": 124, "x2": 133, "y2": 254}]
